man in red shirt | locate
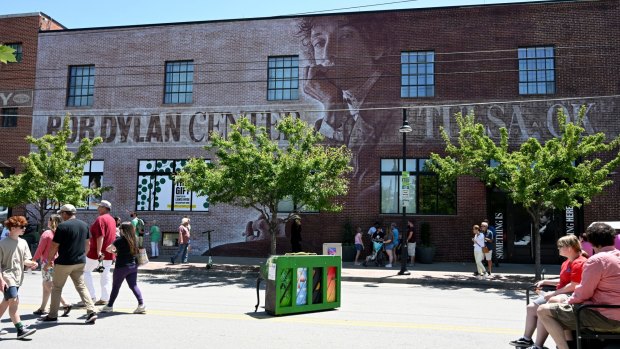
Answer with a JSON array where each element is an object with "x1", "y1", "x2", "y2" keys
[
  {"x1": 83, "y1": 200, "x2": 117, "y2": 306},
  {"x1": 538, "y1": 222, "x2": 620, "y2": 349}
]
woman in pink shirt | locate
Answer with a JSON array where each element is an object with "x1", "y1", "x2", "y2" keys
[{"x1": 32, "y1": 214, "x2": 71, "y2": 316}]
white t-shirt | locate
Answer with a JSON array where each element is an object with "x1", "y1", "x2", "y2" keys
[{"x1": 473, "y1": 232, "x2": 485, "y2": 252}]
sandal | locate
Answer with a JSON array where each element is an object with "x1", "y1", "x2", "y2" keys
[
  {"x1": 32, "y1": 309, "x2": 47, "y2": 315},
  {"x1": 61, "y1": 305, "x2": 72, "y2": 317}
]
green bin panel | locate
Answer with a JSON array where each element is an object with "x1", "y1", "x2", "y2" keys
[{"x1": 265, "y1": 255, "x2": 341, "y2": 315}]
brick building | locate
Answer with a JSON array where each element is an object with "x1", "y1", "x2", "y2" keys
[
  {"x1": 28, "y1": 0, "x2": 620, "y2": 262},
  {"x1": 0, "y1": 13, "x2": 64, "y2": 220}
]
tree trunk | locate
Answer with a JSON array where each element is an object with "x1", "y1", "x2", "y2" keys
[
  {"x1": 269, "y1": 209, "x2": 278, "y2": 256},
  {"x1": 527, "y1": 207, "x2": 543, "y2": 280}
]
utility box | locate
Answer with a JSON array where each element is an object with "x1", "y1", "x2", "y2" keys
[{"x1": 264, "y1": 254, "x2": 341, "y2": 316}]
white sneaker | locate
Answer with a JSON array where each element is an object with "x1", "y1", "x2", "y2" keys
[
  {"x1": 133, "y1": 304, "x2": 146, "y2": 314},
  {"x1": 0, "y1": 329, "x2": 8, "y2": 335},
  {"x1": 100, "y1": 305, "x2": 113, "y2": 313},
  {"x1": 385, "y1": 264, "x2": 392, "y2": 268}
]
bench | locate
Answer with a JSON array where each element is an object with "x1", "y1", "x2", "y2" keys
[
  {"x1": 525, "y1": 286, "x2": 620, "y2": 349},
  {"x1": 575, "y1": 304, "x2": 620, "y2": 349}
]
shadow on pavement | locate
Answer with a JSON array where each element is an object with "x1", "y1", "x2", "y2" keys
[{"x1": 140, "y1": 270, "x2": 259, "y2": 289}]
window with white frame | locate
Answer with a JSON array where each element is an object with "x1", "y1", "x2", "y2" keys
[
  {"x1": 136, "y1": 160, "x2": 209, "y2": 211},
  {"x1": 81, "y1": 160, "x2": 104, "y2": 210}
]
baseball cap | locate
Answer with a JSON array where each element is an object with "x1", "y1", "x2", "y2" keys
[
  {"x1": 58, "y1": 204, "x2": 77, "y2": 213},
  {"x1": 97, "y1": 200, "x2": 112, "y2": 209}
]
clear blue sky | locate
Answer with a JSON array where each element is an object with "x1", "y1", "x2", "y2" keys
[{"x1": 2, "y1": 0, "x2": 547, "y2": 28}]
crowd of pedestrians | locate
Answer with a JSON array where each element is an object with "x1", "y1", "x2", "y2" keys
[{"x1": 0, "y1": 200, "x2": 148, "y2": 340}]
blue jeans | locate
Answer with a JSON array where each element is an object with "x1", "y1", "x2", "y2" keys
[{"x1": 172, "y1": 243, "x2": 188, "y2": 263}]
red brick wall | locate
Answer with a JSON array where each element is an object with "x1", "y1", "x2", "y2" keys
[{"x1": 27, "y1": 0, "x2": 620, "y2": 261}]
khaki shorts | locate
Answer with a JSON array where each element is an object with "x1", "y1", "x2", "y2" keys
[
  {"x1": 407, "y1": 242, "x2": 416, "y2": 256},
  {"x1": 550, "y1": 303, "x2": 620, "y2": 333}
]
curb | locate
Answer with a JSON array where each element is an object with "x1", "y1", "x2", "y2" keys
[{"x1": 138, "y1": 264, "x2": 534, "y2": 290}]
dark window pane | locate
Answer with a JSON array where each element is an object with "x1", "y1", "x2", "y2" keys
[
  {"x1": 267, "y1": 55, "x2": 299, "y2": 100},
  {"x1": 164, "y1": 61, "x2": 194, "y2": 104}
]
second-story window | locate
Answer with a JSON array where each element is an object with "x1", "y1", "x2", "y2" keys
[
  {"x1": 518, "y1": 46, "x2": 555, "y2": 95},
  {"x1": 267, "y1": 56, "x2": 299, "y2": 100},
  {"x1": 67, "y1": 65, "x2": 95, "y2": 107},
  {"x1": 6, "y1": 43, "x2": 22, "y2": 63},
  {"x1": 401, "y1": 51, "x2": 435, "y2": 98},
  {"x1": 164, "y1": 61, "x2": 194, "y2": 104}
]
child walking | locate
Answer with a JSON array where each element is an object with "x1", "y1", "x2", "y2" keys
[{"x1": 0, "y1": 216, "x2": 38, "y2": 339}]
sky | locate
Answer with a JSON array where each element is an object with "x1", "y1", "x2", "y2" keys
[{"x1": 1, "y1": 0, "x2": 548, "y2": 28}]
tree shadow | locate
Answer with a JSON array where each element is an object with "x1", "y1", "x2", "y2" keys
[{"x1": 140, "y1": 270, "x2": 259, "y2": 289}]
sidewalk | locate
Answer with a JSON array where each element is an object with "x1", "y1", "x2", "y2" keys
[{"x1": 139, "y1": 255, "x2": 560, "y2": 290}]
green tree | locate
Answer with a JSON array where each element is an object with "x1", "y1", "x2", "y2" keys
[
  {"x1": 429, "y1": 107, "x2": 620, "y2": 279},
  {"x1": 0, "y1": 45, "x2": 17, "y2": 64},
  {"x1": 0, "y1": 115, "x2": 104, "y2": 227},
  {"x1": 177, "y1": 115, "x2": 353, "y2": 255}
]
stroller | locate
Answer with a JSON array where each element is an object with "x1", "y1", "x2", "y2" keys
[{"x1": 363, "y1": 238, "x2": 387, "y2": 267}]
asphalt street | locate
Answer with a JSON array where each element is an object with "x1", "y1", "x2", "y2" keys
[{"x1": 0, "y1": 270, "x2": 556, "y2": 348}]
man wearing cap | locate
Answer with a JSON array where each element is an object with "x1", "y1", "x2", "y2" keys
[
  {"x1": 83, "y1": 200, "x2": 116, "y2": 306},
  {"x1": 39, "y1": 204, "x2": 98, "y2": 324}
]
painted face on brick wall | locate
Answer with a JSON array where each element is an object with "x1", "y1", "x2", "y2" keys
[{"x1": 309, "y1": 19, "x2": 375, "y2": 91}]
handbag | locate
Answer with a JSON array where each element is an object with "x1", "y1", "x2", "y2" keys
[
  {"x1": 136, "y1": 248, "x2": 149, "y2": 266},
  {"x1": 482, "y1": 246, "x2": 490, "y2": 253}
]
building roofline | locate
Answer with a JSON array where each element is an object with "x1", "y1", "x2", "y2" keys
[
  {"x1": 36, "y1": 0, "x2": 601, "y2": 34},
  {"x1": 0, "y1": 11, "x2": 66, "y2": 29}
]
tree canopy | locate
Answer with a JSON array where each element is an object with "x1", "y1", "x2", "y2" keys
[
  {"x1": 0, "y1": 45, "x2": 17, "y2": 64},
  {"x1": 0, "y1": 115, "x2": 104, "y2": 227},
  {"x1": 176, "y1": 115, "x2": 353, "y2": 255},
  {"x1": 429, "y1": 107, "x2": 620, "y2": 279}
]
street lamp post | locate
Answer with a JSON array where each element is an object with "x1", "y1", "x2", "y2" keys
[{"x1": 398, "y1": 108, "x2": 412, "y2": 276}]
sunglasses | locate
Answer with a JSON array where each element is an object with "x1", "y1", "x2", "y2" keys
[{"x1": 18, "y1": 226, "x2": 27, "y2": 229}]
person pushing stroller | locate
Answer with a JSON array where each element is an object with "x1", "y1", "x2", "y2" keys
[{"x1": 363, "y1": 226, "x2": 387, "y2": 267}]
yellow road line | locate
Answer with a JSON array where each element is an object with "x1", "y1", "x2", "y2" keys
[{"x1": 21, "y1": 303, "x2": 518, "y2": 335}]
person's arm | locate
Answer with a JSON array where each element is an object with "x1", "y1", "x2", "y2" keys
[
  {"x1": 178, "y1": 226, "x2": 185, "y2": 244},
  {"x1": 568, "y1": 259, "x2": 602, "y2": 304},
  {"x1": 106, "y1": 242, "x2": 117, "y2": 254},
  {"x1": 96, "y1": 235, "x2": 104, "y2": 260},
  {"x1": 44, "y1": 241, "x2": 60, "y2": 271},
  {"x1": 544, "y1": 281, "x2": 578, "y2": 301},
  {"x1": 33, "y1": 232, "x2": 51, "y2": 262},
  {"x1": 535, "y1": 277, "x2": 560, "y2": 288}
]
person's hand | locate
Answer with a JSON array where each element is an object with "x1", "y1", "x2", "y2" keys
[
  {"x1": 303, "y1": 64, "x2": 341, "y2": 105},
  {"x1": 544, "y1": 292, "x2": 556, "y2": 301},
  {"x1": 30, "y1": 261, "x2": 39, "y2": 270},
  {"x1": 98, "y1": 252, "x2": 104, "y2": 261},
  {"x1": 43, "y1": 261, "x2": 53, "y2": 271}
]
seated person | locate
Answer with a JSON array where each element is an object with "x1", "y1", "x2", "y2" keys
[
  {"x1": 509, "y1": 235, "x2": 587, "y2": 349},
  {"x1": 538, "y1": 223, "x2": 620, "y2": 349}
]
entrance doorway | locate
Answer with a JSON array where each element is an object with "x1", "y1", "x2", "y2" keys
[{"x1": 487, "y1": 189, "x2": 581, "y2": 264}]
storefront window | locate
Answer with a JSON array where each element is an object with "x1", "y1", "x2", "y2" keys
[
  {"x1": 380, "y1": 158, "x2": 456, "y2": 214},
  {"x1": 81, "y1": 160, "x2": 104, "y2": 210},
  {"x1": 136, "y1": 159, "x2": 209, "y2": 212}
]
